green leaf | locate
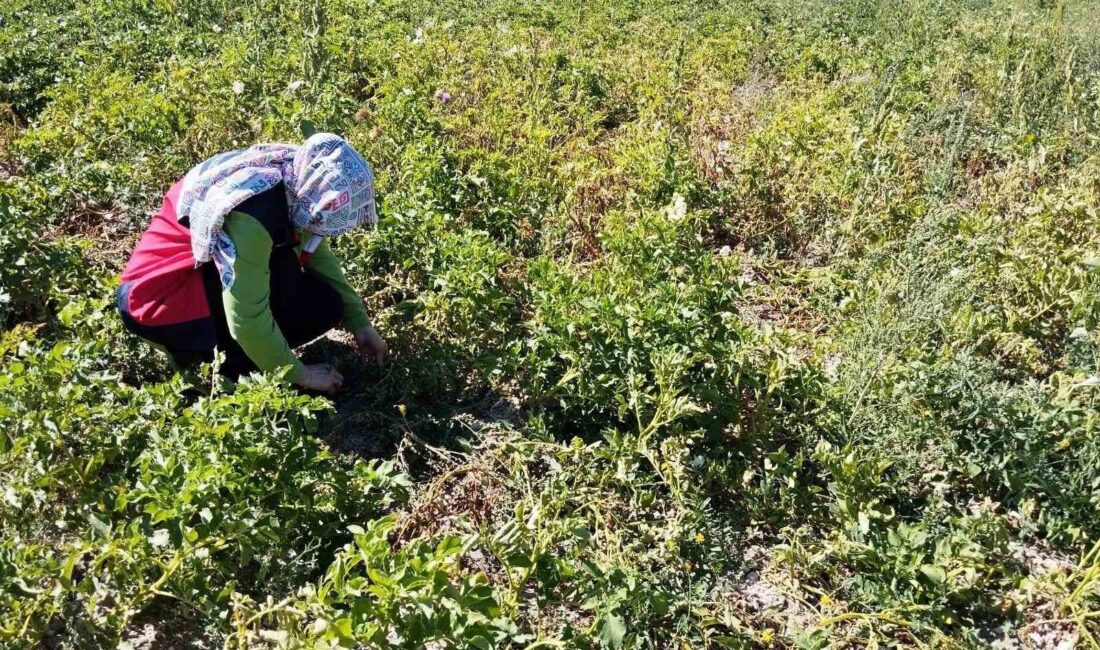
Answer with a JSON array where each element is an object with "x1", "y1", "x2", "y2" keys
[
  {"x1": 87, "y1": 512, "x2": 111, "y2": 537},
  {"x1": 367, "y1": 567, "x2": 395, "y2": 587},
  {"x1": 920, "y1": 564, "x2": 947, "y2": 584},
  {"x1": 505, "y1": 553, "x2": 533, "y2": 569},
  {"x1": 599, "y1": 613, "x2": 626, "y2": 648},
  {"x1": 651, "y1": 593, "x2": 670, "y2": 616},
  {"x1": 331, "y1": 617, "x2": 353, "y2": 639},
  {"x1": 795, "y1": 629, "x2": 829, "y2": 650}
]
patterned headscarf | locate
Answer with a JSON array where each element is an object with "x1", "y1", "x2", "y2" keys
[{"x1": 177, "y1": 133, "x2": 377, "y2": 287}]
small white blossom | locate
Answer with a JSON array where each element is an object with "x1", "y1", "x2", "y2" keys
[{"x1": 667, "y1": 194, "x2": 687, "y2": 222}]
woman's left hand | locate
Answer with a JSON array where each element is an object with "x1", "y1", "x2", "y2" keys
[{"x1": 354, "y1": 324, "x2": 388, "y2": 367}]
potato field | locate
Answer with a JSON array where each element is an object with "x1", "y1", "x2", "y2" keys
[{"x1": 1, "y1": 0, "x2": 1099, "y2": 647}]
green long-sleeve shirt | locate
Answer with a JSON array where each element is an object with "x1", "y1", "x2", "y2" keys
[{"x1": 221, "y1": 211, "x2": 371, "y2": 383}]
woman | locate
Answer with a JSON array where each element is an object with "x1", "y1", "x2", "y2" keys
[{"x1": 117, "y1": 133, "x2": 387, "y2": 394}]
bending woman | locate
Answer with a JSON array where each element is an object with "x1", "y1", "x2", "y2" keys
[{"x1": 117, "y1": 133, "x2": 387, "y2": 394}]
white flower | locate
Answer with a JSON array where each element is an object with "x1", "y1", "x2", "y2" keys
[
  {"x1": 667, "y1": 193, "x2": 687, "y2": 222},
  {"x1": 1076, "y1": 375, "x2": 1100, "y2": 388},
  {"x1": 150, "y1": 529, "x2": 171, "y2": 548},
  {"x1": 232, "y1": 80, "x2": 245, "y2": 95},
  {"x1": 718, "y1": 245, "x2": 732, "y2": 257}
]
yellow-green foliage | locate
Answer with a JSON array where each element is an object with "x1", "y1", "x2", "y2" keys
[{"x1": 1, "y1": 0, "x2": 1099, "y2": 647}]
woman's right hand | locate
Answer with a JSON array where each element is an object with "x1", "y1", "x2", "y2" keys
[{"x1": 298, "y1": 364, "x2": 344, "y2": 394}]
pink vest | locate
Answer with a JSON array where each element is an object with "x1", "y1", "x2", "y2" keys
[{"x1": 120, "y1": 180, "x2": 211, "y2": 326}]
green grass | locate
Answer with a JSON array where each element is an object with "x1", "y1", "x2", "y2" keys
[{"x1": 1, "y1": 0, "x2": 1099, "y2": 647}]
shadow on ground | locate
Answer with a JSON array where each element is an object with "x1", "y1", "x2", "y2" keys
[{"x1": 296, "y1": 331, "x2": 520, "y2": 467}]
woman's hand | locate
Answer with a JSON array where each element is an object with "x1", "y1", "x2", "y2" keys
[
  {"x1": 354, "y1": 324, "x2": 388, "y2": 367},
  {"x1": 298, "y1": 364, "x2": 344, "y2": 393}
]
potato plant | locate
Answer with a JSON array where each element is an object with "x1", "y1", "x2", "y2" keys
[{"x1": 1, "y1": 0, "x2": 1099, "y2": 647}]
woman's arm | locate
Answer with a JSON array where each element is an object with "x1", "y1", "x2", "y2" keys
[
  {"x1": 304, "y1": 240, "x2": 387, "y2": 365},
  {"x1": 221, "y1": 211, "x2": 308, "y2": 383}
]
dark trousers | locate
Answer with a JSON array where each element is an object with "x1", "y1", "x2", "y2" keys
[{"x1": 121, "y1": 246, "x2": 344, "y2": 379}]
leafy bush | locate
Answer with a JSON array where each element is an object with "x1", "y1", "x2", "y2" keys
[
  {"x1": 2, "y1": 0, "x2": 1100, "y2": 646},
  {"x1": 0, "y1": 309, "x2": 408, "y2": 644},
  {"x1": 0, "y1": 182, "x2": 88, "y2": 326},
  {"x1": 232, "y1": 517, "x2": 509, "y2": 648}
]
